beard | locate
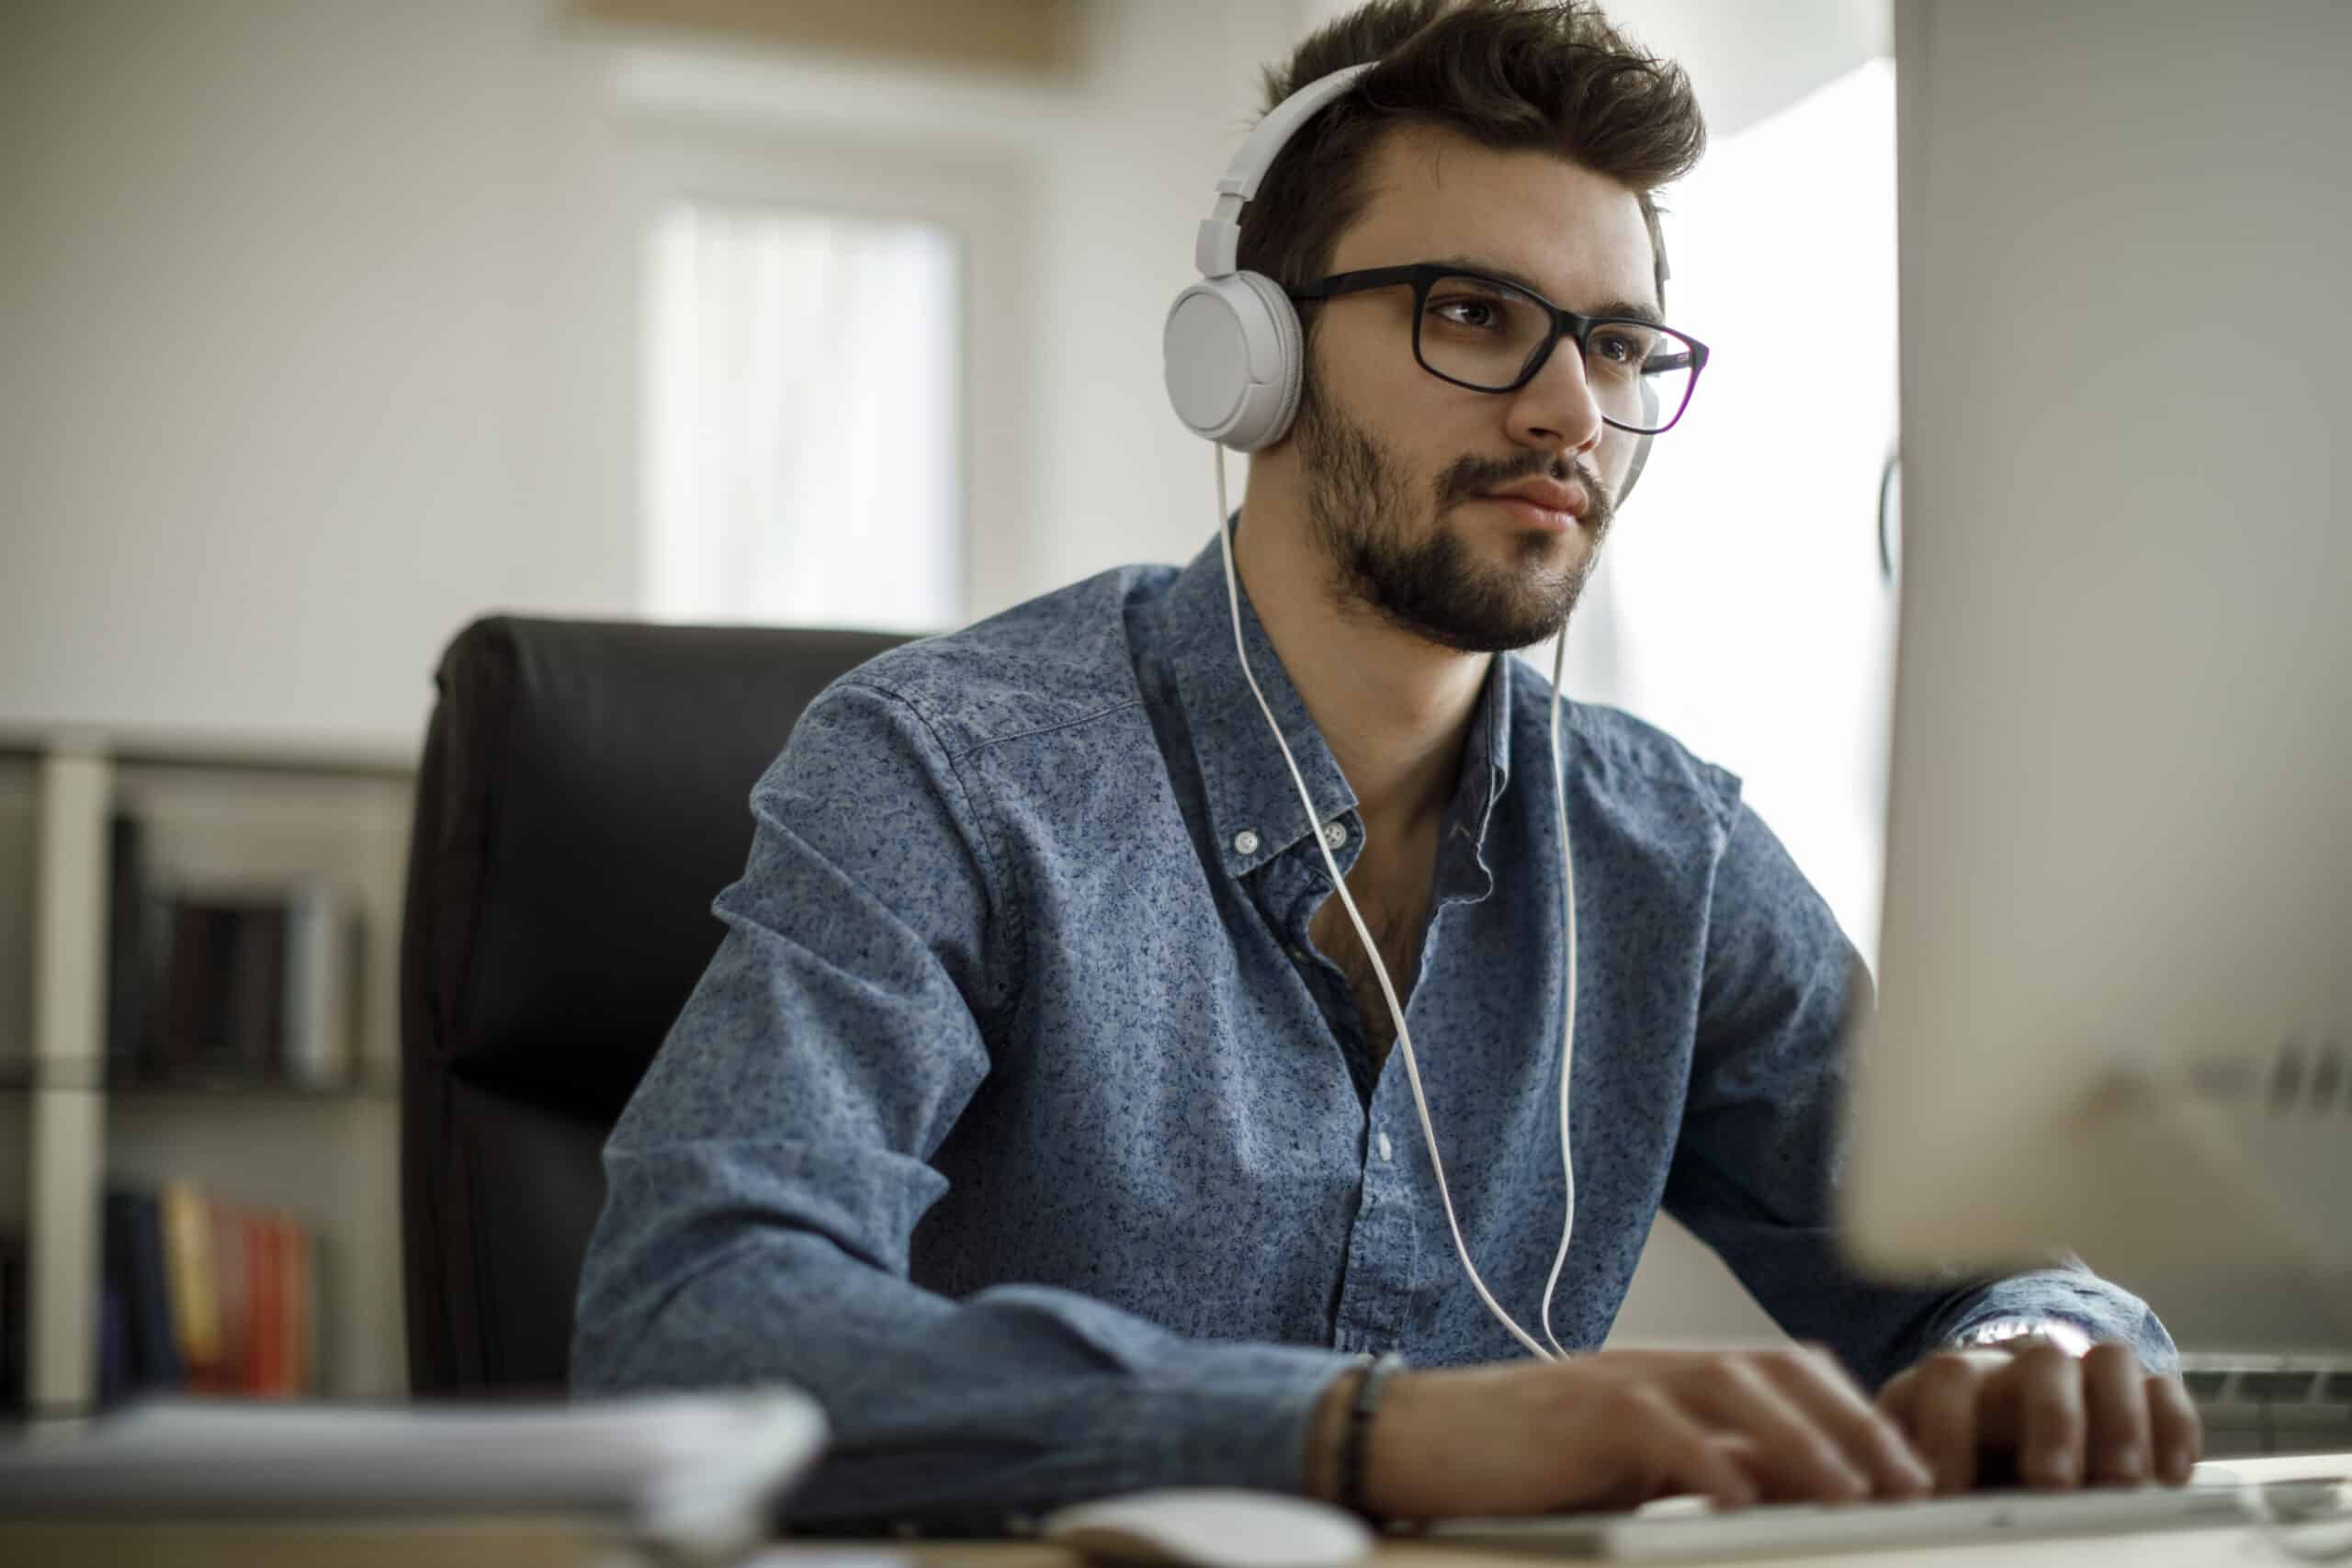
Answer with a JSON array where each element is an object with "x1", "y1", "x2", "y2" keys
[{"x1": 1293, "y1": 368, "x2": 1615, "y2": 654}]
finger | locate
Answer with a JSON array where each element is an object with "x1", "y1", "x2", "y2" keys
[
  {"x1": 2080, "y1": 1343, "x2": 2151, "y2": 1486},
  {"x1": 2007, "y1": 1346, "x2": 2086, "y2": 1490},
  {"x1": 1763, "y1": 1346, "x2": 1933, "y2": 1499},
  {"x1": 1904, "y1": 1353, "x2": 1989, "y2": 1495},
  {"x1": 2145, "y1": 1375, "x2": 2204, "y2": 1486},
  {"x1": 1686, "y1": 1359, "x2": 1871, "y2": 1503},
  {"x1": 1622, "y1": 1385, "x2": 1760, "y2": 1512}
]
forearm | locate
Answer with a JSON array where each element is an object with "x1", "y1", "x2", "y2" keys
[{"x1": 574, "y1": 1154, "x2": 1357, "y2": 1529}]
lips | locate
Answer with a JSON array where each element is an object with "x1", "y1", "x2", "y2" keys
[{"x1": 1481, "y1": 479, "x2": 1589, "y2": 519}]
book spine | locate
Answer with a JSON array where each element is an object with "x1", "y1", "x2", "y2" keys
[
  {"x1": 203, "y1": 1199, "x2": 249, "y2": 1396},
  {"x1": 251, "y1": 1213, "x2": 285, "y2": 1397},
  {"x1": 281, "y1": 1217, "x2": 312, "y2": 1395},
  {"x1": 105, "y1": 814, "x2": 148, "y2": 1072},
  {"x1": 160, "y1": 1179, "x2": 222, "y2": 1378},
  {"x1": 281, "y1": 884, "x2": 352, "y2": 1087},
  {"x1": 124, "y1": 1188, "x2": 185, "y2": 1392}
]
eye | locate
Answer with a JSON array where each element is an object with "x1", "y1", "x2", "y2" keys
[
  {"x1": 1589, "y1": 328, "x2": 1648, "y2": 366},
  {"x1": 1430, "y1": 296, "x2": 1506, "y2": 332}
]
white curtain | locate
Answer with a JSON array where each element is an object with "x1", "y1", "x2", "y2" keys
[{"x1": 639, "y1": 202, "x2": 962, "y2": 632}]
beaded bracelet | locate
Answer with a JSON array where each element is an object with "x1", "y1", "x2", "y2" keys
[{"x1": 1340, "y1": 1352, "x2": 1408, "y2": 1523}]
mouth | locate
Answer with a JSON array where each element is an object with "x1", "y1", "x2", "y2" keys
[{"x1": 1475, "y1": 484, "x2": 1589, "y2": 533}]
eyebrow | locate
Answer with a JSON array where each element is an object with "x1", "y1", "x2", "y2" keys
[{"x1": 1427, "y1": 254, "x2": 1664, "y2": 324}]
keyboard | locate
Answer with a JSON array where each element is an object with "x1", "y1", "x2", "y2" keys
[{"x1": 1423, "y1": 1470, "x2": 2349, "y2": 1562}]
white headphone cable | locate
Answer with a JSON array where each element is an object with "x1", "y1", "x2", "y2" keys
[
  {"x1": 1538, "y1": 618, "x2": 1580, "y2": 1361},
  {"x1": 1213, "y1": 444, "x2": 1580, "y2": 1362}
]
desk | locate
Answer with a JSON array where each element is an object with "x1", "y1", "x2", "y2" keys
[{"x1": 2, "y1": 1455, "x2": 2343, "y2": 1568}]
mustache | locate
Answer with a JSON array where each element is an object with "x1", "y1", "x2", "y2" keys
[{"x1": 1436, "y1": 448, "x2": 1615, "y2": 533}]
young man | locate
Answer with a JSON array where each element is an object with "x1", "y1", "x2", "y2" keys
[{"x1": 572, "y1": 0, "x2": 2199, "y2": 1529}]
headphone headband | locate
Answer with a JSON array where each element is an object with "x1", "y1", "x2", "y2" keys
[{"x1": 1192, "y1": 63, "x2": 1373, "y2": 277}]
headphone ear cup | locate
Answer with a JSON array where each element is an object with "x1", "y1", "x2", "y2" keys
[{"x1": 1162, "y1": 271, "x2": 1306, "y2": 452}]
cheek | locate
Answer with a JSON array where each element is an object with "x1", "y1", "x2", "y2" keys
[{"x1": 1329, "y1": 354, "x2": 1455, "y2": 484}]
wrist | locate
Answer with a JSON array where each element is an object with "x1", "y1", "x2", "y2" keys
[
  {"x1": 1340, "y1": 1354, "x2": 1408, "y2": 1520},
  {"x1": 1305, "y1": 1363, "x2": 1367, "y2": 1504},
  {"x1": 1358, "y1": 1366, "x2": 1438, "y2": 1520}
]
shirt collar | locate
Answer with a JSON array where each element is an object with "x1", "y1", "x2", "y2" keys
[{"x1": 1162, "y1": 530, "x2": 1516, "y2": 880}]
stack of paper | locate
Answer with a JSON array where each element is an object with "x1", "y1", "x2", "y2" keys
[{"x1": 0, "y1": 1389, "x2": 826, "y2": 1561}]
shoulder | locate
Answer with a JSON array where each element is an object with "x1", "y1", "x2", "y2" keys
[
  {"x1": 810, "y1": 565, "x2": 1179, "y2": 762},
  {"x1": 1505, "y1": 658, "x2": 1745, "y2": 841}
]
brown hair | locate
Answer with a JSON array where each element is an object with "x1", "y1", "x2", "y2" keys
[{"x1": 1238, "y1": 0, "x2": 1704, "y2": 304}]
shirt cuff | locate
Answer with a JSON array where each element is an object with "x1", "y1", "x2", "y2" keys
[
  {"x1": 1144, "y1": 1344, "x2": 1368, "y2": 1498},
  {"x1": 1927, "y1": 1267, "x2": 2180, "y2": 1374}
]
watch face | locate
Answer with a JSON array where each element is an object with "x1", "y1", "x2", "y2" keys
[{"x1": 1969, "y1": 1318, "x2": 2093, "y2": 1357}]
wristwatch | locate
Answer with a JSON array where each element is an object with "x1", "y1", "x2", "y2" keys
[{"x1": 1960, "y1": 1316, "x2": 2094, "y2": 1357}]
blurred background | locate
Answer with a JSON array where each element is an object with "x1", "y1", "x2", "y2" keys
[{"x1": 0, "y1": 0, "x2": 1899, "y2": 1410}]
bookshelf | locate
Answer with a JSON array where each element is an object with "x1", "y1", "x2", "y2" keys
[{"x1": 1, "y1": 731, "x2": 415, "y2": 1415}]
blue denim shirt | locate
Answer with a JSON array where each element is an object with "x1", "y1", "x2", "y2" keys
[{"x1": 571, "y1": 536, "x2": 2176, "y2": 1529}]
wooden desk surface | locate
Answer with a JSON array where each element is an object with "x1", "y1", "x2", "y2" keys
[{"x1": 1, "y1": 1454, "x2": 2341, "y2": 1568}]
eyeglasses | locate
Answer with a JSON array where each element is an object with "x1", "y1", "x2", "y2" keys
[{"x1": 1286, "y1": 263, "x2": 1710, "y2": 435}]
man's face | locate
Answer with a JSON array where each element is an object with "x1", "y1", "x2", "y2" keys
[{"x1": 1289, "y1": 123, "x2": 1662, "y2": 653}]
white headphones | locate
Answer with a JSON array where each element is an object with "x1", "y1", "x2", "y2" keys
[
  {"x1": 1165, "y1": 63, "x2": 1589, "y2": 1364},
  {"x1": 1162, "y1": 64, "x2": 1371, "y2": 453}
]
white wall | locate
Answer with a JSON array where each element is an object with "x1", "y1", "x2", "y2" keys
[{"x1": 0, "y1": 0, "x2": 1295, "y2": 751}]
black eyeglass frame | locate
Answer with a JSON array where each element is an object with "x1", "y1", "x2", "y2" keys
[{"x1": 1285, "y1": 263, "x2": 1711, "y2": 435}]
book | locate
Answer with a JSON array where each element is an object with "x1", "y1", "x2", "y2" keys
[
  {"x1": 101, "y1": 1188, "x2": 185, "y2": 1398},
  {"x1": 225, "y1": 905, "x2": 286, "y2": 1077},
  {"x1": 281, "y1": 1216, "x2": 315, "y2": 1395},
  {"x1": 248, "y1": 1213, "x2": 284, "y2": 1396},
  {"x1": 280, "y1": 881, "x2": 356, "y2": 1087},
  {"x1": 159, "y1": 1180, "x2": 221, "y2": 1376},
  {"x1": 105, "y1": 814, "x2": 149, "y2": 1069},
  {"x1": 132, "y1": 888, "x2": 353, "y2": 1086},
  {"x1": 198, "y1": 1198, "x2": 248, "y2": 1396},
  {"x1": 105, "y1": 836, "x2": 360, "y2": 1087}
]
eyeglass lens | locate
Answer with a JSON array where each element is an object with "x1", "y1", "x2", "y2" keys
[{"x1": 1415, "y1": 273, "x2": 1697, "y2": 433}]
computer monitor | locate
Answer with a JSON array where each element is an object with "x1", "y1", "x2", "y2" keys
[{"x1": 1838, "y1": 0, "x2": 2351, "y2": 1352}]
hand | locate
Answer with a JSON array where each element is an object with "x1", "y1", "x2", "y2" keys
[
  {"x1": 1873, "y1": 1340, "x2": 2203, "y2": 1495},
  {"x1": 1351, "y1": 1348, "x2": 1936, "y2": 1518}
]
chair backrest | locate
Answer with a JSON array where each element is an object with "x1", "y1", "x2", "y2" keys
[{"x1": 399, "y1": 615, "x2": 907, "y2": 1395}]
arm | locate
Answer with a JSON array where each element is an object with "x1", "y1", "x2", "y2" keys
[
  {"x1": 570, "y1": 680, "x2": 1352, "y2": 1531},
  {"x1": 1665, "y1": 798, "x2": 2177, "y2": 1391}
]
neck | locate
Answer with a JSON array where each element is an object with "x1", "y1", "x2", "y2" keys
[{"x1": 1230, "y1": 485, "x2": 1489, "y2": 840}]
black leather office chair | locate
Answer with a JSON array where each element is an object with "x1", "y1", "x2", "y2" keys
[{"x1": 398, "y1": 615, "x2": 908, "y2": 1395}]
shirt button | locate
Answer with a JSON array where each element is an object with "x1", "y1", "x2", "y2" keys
[
  {"x1": 1321, "y1": 821, "x2": 1348, "y2": 850},
  {"x1": 1233, "y1": 829, "x2": 1261, "y2": 856},
  {"x1": 1376, "y1": 1132, "x2": 1395, "y2": 1162},
  {"x1": 1286, "y1": 944, "x2": 1308, "y2": 963}
]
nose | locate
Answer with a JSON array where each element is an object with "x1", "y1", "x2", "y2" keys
[{"x1": 1502, "y1": 337, "x2": 1606, "y2": 468}]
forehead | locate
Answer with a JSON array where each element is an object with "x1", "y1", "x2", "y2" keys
[{"x1": 1329, "y1": 121, "x2": 1659, "y2": 313}]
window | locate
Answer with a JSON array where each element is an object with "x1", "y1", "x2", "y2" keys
[
  {"x1": 1573, "y1": 59, "x2": 1900, "y2": 965},
  {"x1": 639, "y1": 201, "x2": 963, "y2": 631}
]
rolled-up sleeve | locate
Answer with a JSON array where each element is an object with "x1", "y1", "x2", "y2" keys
[
  {"x1": 1665, "y1": 797, "x2": 2177, "y2": 1391},
  {"x1": 570, "y1": 679, "x2": 1351, "y2": 1530}
]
